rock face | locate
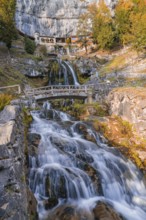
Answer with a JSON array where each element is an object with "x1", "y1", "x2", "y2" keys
[
  {"x1": 107, "y1": 87, "x2": 146, "y2": 138},
  {"x1": 0, "y1": 105, "x2": 28, "y2": 219},
  {"x1": 16, "y1": 0, "x2": 117, "y2": 38}
]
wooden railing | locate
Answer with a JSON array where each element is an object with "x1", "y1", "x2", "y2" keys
[
  {"x1": 24, "y1": 85, "x2": 94, "y2": 100},
  {"x1": 0, "y1": 85, "x2": 21, "y2": 94}
]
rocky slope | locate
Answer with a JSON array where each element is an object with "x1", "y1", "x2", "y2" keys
[
  {"x1": 0, "y1": 99, "x2": 38, "y2": 220},
  {"x1": 107, "y1": 87, "x2": 146, "y2": 165},
  {"x1": 15, "y1": 0, "x2": 117, "y2": 37},
  {"x1": 107, "y1": 87, "x2": 146, "y2": 139}
]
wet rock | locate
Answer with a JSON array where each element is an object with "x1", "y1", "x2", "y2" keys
[
  {"x1": 47, "y1": 205, "x2": 78, "y2": 220},
  {"x1": 76, "y1": 152, "x2": 94, "y2": 163},
  {"x1": 73, "y1": 123, "x2": 96, "y2": 143},
  {"x1": 93, "y1": 202, "x2": 123, "y2": 220},
  {"x1": 51, "y1": 136, "x2": 77, "y2": 154},
  {"x1": 28, "y1": 133, "x2": 41, "y2": 156},
  {"x1": 46, "y1": 203, "x2": 96, "y2": 220},
  {"x1": 84, "y1": 164, "x2": 103, "y2": 195},
  {"x1": 44, "y1": 198, "x2": 59, "y2": 210},
  {"x1": 45, "y1": 172, "x2": 67, "y2": 199},
  {"x1": 27, "y1": 187, "x2": 38, "y2": 220}
]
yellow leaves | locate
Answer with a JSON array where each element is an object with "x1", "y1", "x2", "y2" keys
[
  {"x1": 116, "y1": 0, "x2": 134, "y2": 12},
  {"x1": 88, "y1": 0, "x2": 111, "y2": 24}
]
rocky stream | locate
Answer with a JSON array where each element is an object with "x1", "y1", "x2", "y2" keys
[{"x1": 28, "y1": 102, "x2": 146, "y2": 220}]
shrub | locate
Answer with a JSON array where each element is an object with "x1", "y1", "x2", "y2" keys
[
  {"x1": 0, "y1": 94, "x2": 13, "y2": 111},
  {"x1": 24, "y1": 37, "x2": 36, "y2": 54}
]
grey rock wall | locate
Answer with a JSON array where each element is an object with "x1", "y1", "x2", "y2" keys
[
  {"x1": 107, "y1": 87, "x2": 146, "y2": 138},
  {"x1": 15, "y1": 0, "x2": 117, "y2": 37},
  {"x1": 0, "y1": 105, "x2": 28, "y2": 220}
]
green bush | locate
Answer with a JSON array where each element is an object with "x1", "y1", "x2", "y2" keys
[{"x1": 24, "y1": 37, "x2": 36, "y2": 54}]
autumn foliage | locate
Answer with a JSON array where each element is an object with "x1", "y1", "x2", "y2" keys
[{"x1": 78, "y1": 0, "x2": 146, "y2": 51}]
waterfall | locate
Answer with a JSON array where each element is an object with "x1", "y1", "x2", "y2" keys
[
  {"x1": 29, "y1": 104, "x2": 146, "y2": 220},
  {"x1": 48, "y1": 59, "x2": 79, "y2": 85},
  {"x1": 63, "y1": 61, "x2": 80, "y2": 86}
]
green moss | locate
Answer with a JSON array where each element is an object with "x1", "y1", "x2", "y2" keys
[
  {"x1": 21, "y1": 174, "x2": 26, "y2": 183},
  {"x1": 69, "y1": 102, "x2": 108, "y2": 119},
  {"x1": 129, "y1": 150, "x2": 144, "y2": 169},
  {"x1": 23, "y1": 108, "x2": 33, "y2": 158}
]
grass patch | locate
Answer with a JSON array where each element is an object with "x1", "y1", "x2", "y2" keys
[
  {"x1": 70, "y1": 102, "x2": 108, "y2": 119},
  {"x1": 0, "y1": 65, "x2": 25, "y2": 87},
  {"x1": 99, "y1": 54, "x2": 127, "y2": 77}
]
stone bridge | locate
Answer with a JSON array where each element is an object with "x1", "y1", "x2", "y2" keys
[{"x1": 24, "y1": 85, "x2": 94, "y2": 103}]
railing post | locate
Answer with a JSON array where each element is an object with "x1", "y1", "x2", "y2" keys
[
  {"x1": 18, "y1": 85, "x2": 21, "y2": 94},
  {"x1": 69, "y1": 85, "x2": 70, "y2": 94},
  {"x1": 85, "y1": 85, "x2": 87, "y2": 93},
  {"x1": 51, "y1": 86, "x2": 53, "y2": 95}
]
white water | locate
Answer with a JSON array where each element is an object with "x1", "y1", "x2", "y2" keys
[
  {"x1": 63, "y1": 61, "x2": 80, "y2": 86},
  {"x1": 48, "y1": 59, "x2": 80, "y2": 85},
  {"x1": 29, "y1": 105, "x2": 146, "y2": 220}
]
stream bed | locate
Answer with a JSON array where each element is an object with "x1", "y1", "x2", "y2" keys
[{"x1": 28, "y1": 102, "x2": 146, "y2": 220}]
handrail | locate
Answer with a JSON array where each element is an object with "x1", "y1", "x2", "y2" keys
[
  {"x1": 0, "y1": 85, "x2": 21, "y2": 94},
  {"x1": 24, "y1": 84, "x2": 94, "y2": 99}
]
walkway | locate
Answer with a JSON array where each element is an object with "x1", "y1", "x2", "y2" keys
[{"x1": 24, "y1": 85, "x2": 94, "y2": 101}]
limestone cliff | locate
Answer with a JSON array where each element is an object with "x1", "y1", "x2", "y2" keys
[
  {"x1": 107, "y1": 87, "x2": 146, "y2": 139},
  {"x1": 15, "y1": 0, "x2": 117, "y2": 38}
]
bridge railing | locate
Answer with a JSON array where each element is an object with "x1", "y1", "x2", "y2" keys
[
  {"x1": 25, "y1": 85, "x2": 95, "y2": 97},
  {"x1": 0, "y1": 85, "x2": 21, "y2": 94}
]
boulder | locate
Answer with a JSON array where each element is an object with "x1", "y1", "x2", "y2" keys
[
  {"x1": 0, "y1": 105, "x2": 20, "y2": 124},
  {"x1": 0, "y1": 121, "x2": 15, "y2": 145},
  {"x1": 93, "y1": 202, "x2": 123, "y2": 220},
  {"x1": 28, "y1": 133, "x2": 41, "y2": 156}
]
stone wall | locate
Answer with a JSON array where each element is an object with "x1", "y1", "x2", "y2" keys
[
  {"x1": 107, "y1": 87, "x2": 146, "y2": 138},
  {"x1": 0, "y1": 105, "x2": 28, "y2": 220}
]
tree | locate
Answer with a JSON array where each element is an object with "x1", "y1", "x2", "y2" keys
[
  {"x1": 114, "y1": 0, "x2": 134, "y2": 46},
  {"x1": 77, "y1": 13, "x2": 91, "y2": 53},
  {"x1": 129, "y1": 0, "x2": 146, "y2": 51},
  {"x1": 88, "y1": 0, "x2": 116, "y2": 50},
  {"x1": 0, "y1": 0, "x2": 17, "y2": 49},
  {"x1": 24, "y1": 37, "x2": 36, "y2": 54}
]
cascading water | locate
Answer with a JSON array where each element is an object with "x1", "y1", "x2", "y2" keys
[
  {"x1": 48, "y1": 59, "x2": 80, "y2": 85},
  {"x1": 63, "y1": 61, "x2": 80, "y2": 86},
  {"x1": 29, "y1": 102, "x2": 146, "y2": 220}
]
